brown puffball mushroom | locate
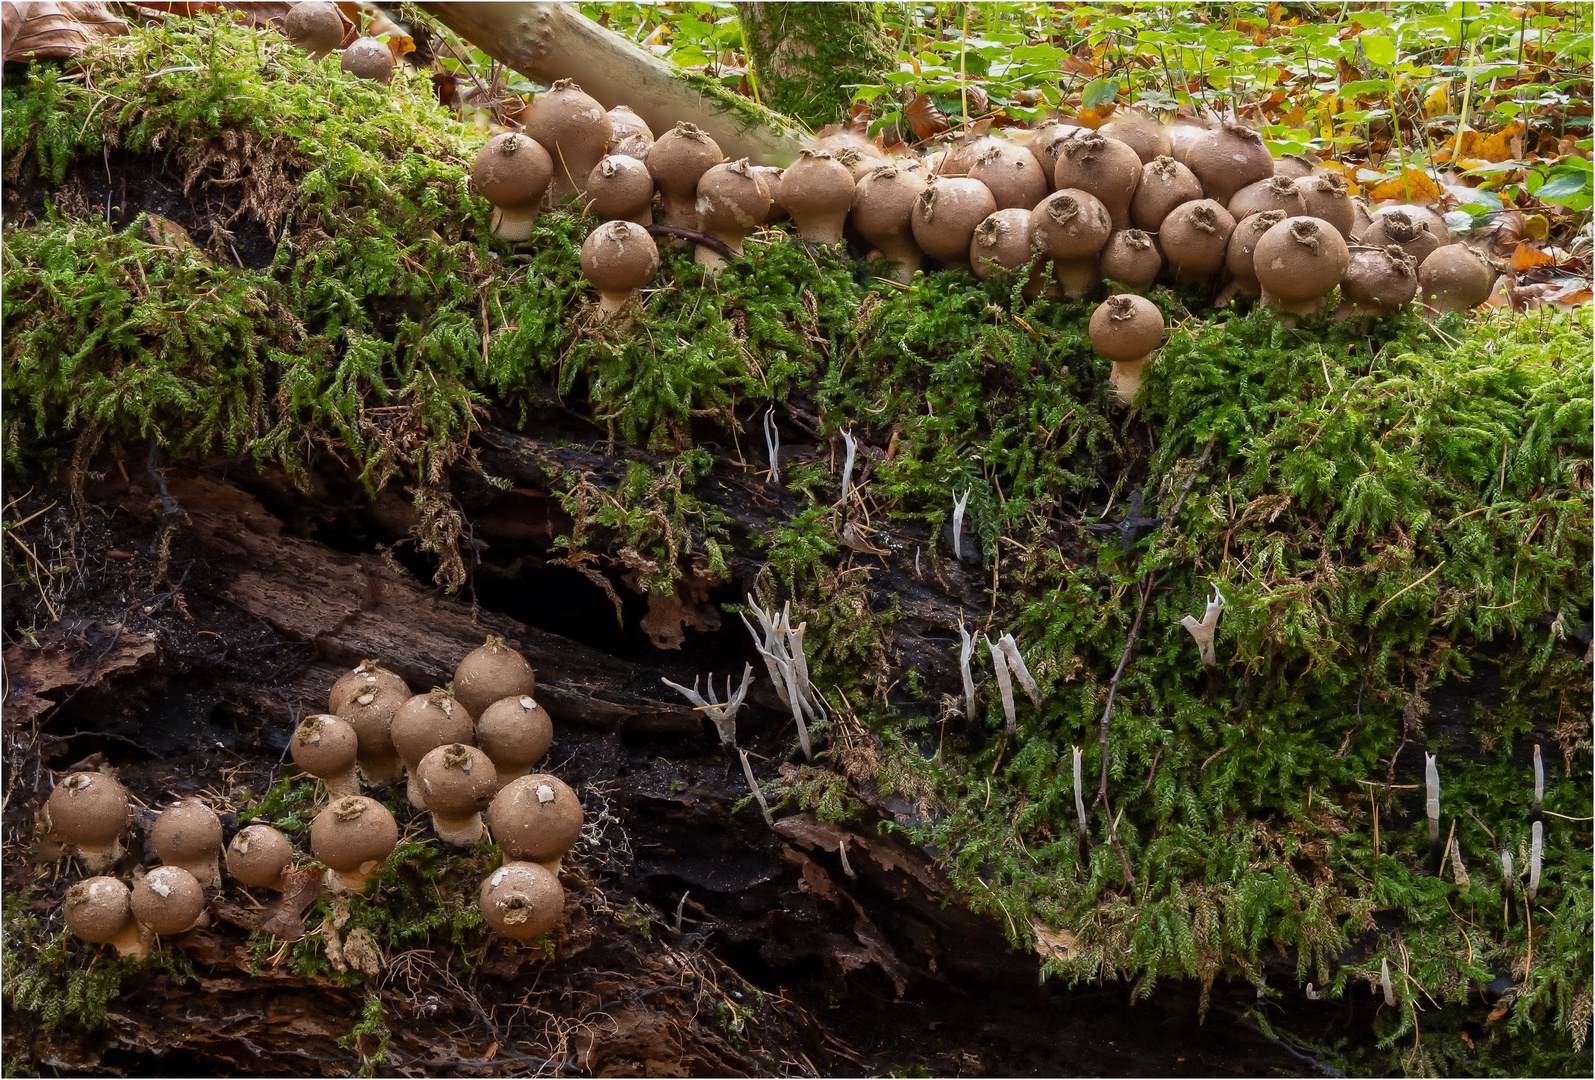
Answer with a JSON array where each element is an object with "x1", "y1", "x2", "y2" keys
[
  {"x1": 1166, "y1": 115, "x2": 1215, "y2": 166},
  {"x1": 1252, "y1": 215, "x2": 1351, "y2": 317},
  {"x1": 968, "y1": 139, "x2": 1048, "y2": 211},
  {"x1": 477, "y1": 695, "x2": 554, "y2": 787},
  {"x1": 647, "y1": 122, "x2": 724, "y2": 232},
  {"x1": 292, "y1": 713, "x2": 362, "y2": 800},
  {"x1": 472, "y1": 132, "x2": 555, "y2": 243},
  {"x1": 1362, "y1": 207, "x2": 1444, "y2": 264},
  {"x1": 852, "y1": 164, "x2": 927, "y2": 283},
  {"x1": 1228, "y1": 175, "x2": 1307, "y2": 220},
  {"x1": 336, "y1": 675, "x2": 408, "y2": 787},
  {"x1": 310, "y1": 795, "x2": 399, "y2": 894},
  {"x1": 283, "y1": 1, "x2": 344, "y2": 59},
  {"x1": 480, "y1": 861, "x2": 564, "y2": 942},
  {"x1": 750, "y1": 165, "x2": 785, "y2": 223},
  {"x1": 1052, "y1": 131, "x2": 1142, "y2": 231},
  {"x1": 1387, "y1": 203, "x2": 1452, "y2": 244},
  {"x1": 48, "y1": 772, "x2": 129, "y2": 873},
  {"x1": 586, "y1": 154, "x2": 655, "y2": 225},
  {"x1": 416, "y1": 744, "x2": 497, "y2": 847},
  {"x1": 1099, "y1": 229, "x2": 1163, "y2": 293},
  {"x1": 779, "y1": 149, "x2": 856, "y2": 243},
  {"x1": 391, "y1": 689, "x2": 475, "y2": 810},
  {"x1": 1300, "y1": 173, "x2": 1355, "y2": 239},
  {"x1": 525, "y1": 79, "x2": 611, "y2": 202},
  {"x1": 606, "y1": 105, "x2": 654, "y2": 160},
  {"x1": 152, "y1": 798, "x2": 224, "y2": 889},
  {"x1": 1417, "y1": 245, "x2": 1492, "y2": 317},
  {"x1": 339, "y1": 37, "x2": 393, "y2": 84},
  {"x1": 814, "y1": 131, "x2": 886, "y2": 181},
  {"x1": 1025, "y1": 122, "x2": 1085, "y2": 188},
  {"x1": 580, "y1": 220, "x2": 660, "y2": 321},
  {"x1": 1089, "y1": 294, "x2": 1165, "y2": 405},
  {"x1": 328, "y1": 659, "x2": 410, "y2": 717},
  {"x1": 1132, "y1": 155, "x2": 1202, "y2": 232},
  {"x1": 1336, "y1": 245, "x2": 1419, "y2": 319},
  {"x1": 694, "y1": 159, "x2": 769, "y2": 271},
  {"x1": 1350, "y1": 196, "x2": 1374, "y2": 241},
  {"x1": 455, "y1": 635, "x2": 536, "y2": 721},
  {"x1": 1273, "y1": 152, "x2": 1323, "y2": 179},
  {"x1": 1183, "y1": 121, "x2": 1275, "y2": 206},
  {"x1": 1029, "y1": 188, "x2": 1112, "y2": 297},
  {"x1": 226, "y1": 824, "x2": 294, "y2": 891},
  {"x1": 1158, "y1": 198, "x2": 1237, "y2": 284},
  {"x1": 969, "y1": 209, "x2": 1036, "y2": 284},
  {"x1": 131, "y1": 865, "x2": 206, "y2": 937},
  {"x1": 1222, "y1": 209, "x2": 1287, "y2": 302},
  {"x1": 489, "y1": 773, "x2": 584, "y2": 863},
  {"x1": 1099, "y1": 109, "x2": 1172, "y2": 164},
  {"x1": 63, "y1": 876, "x2": 146, "y2": 958},
  {"x1": 911, "y1": 177, "x2": 997, "y2": 271}
]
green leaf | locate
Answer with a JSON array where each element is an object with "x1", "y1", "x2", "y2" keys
[
  {"x1": 1081, "y1": 77, "x2": 1119, "y2": 111},
  {"x1": 1361, "y1": 33, "x2": 1397, "y2": 67}
]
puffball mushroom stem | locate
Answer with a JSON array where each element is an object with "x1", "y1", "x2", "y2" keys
[
  {"x1": 1528, "y1": 821, "x2": 1544, "y2": 901},
  {"x1": 984, "y1": 635, "x2": 1018, "y2": 739},
  {"x1": 738, "y1": 749, "x2": 774, "y2": 828},
  {"x1": 1425, "y1": 752, "x2": 1441, "y2": 873},
  {"x1": 1180, "y1": 585, "x2": 1226, "y2": 668},
  {"x1": 763, "y1": 408, "x2": 781, "y2": 486},
  {"x1": 997, "y1": 634, "x2": 1042, "y2": 709},
  {"x1": 957, "y1": 617, "x2": 977, "y2": 722},
  {"x1": 952, "y1": 488, "x2": 971, "y2": 562}
]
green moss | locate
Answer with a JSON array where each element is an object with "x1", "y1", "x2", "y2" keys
[{"x1": 738, "y1": 2, "x2": 895, "y2": 129}]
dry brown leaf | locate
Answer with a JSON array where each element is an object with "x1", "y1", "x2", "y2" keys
[
  {"x1": 1510, "y1": 242, "x2": 1555, "y2": 271},
  {"x1": 904, "y1": 93, "x2": 949, "y2": 140},
  {"x1": 1, "y1": 1, "x2": 127, "y2": 62},
  {"x1": 257, "y1": 864, "x2": 323, "y2": 940}
]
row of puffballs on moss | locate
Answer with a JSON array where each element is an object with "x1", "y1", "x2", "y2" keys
[
  {"x1": 47, "y1": 638, "x2": 582, "y2": 957},
  {"x1": 466, "y1": 83, "x2": 1495, "y2": 344}
]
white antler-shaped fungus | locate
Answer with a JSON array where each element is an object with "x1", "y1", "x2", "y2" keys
[{"x1": 1180, "y1": 584, "x2": 1226, "y2": 668}]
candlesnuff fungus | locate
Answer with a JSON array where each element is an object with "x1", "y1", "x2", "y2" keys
[
  {"x1": 969, "y1": 209, "x2": 1036, "y2": 283},
  {"x1": 984, "y1": 635, "x2": 1018, "y2": 738},
  {"x1": 283, "y1": 1, "x2": 344, "y2": 59},
  {"x1": 476, "y1": 695, "x2": 554, "y2": 785},
  {"x1": 1131, "y1": 155, "x2": 1202, "y2": 232},
  {"x1": 969, "y1": 139, "x2": 1047, "y2": 212},
  {"x1": 586, "y1": 154, "x2": 655, "y2": 225},
  {"x1": 1450, "y1": 835, "x2": 1470, "y2": 886},
  {"x1": 838, "y1": 428, "x2": 858, "y2": 511},
  {"x1": 310, "y1": 795, "x2": 399, "y2": 894},
  {"x1": 1098, "y1": 108, "x2": 1171, "y2": 164},
  {"x1": 1072, "y1": 746, "x2": 1087, "y2": 839},
  {"x1": 957, "y1": 617, "x2": 977, "y2": 722},
  {"x1": 328, "y1": 659, "x2": 410, "y2": 717},
  {"x1": 1252, "y1": 215, "x2": 1350, "y2": 317},
  {"x1": 1030, "y1": 188, "x2": 1112, "y2": 297},
  {"x1": 152, "y1": 798, "x2": 224, "y2": 889},
  {"x1": 1051, "y1": 130, "x2": 1142, "y2": 230},
  {"x1": 455, "y1": 635, "x2": 536, "y2": 721},
  {"x1": 763, "y1": 408, "x2": 781, "y2": 485},
  {"x1": 1335, "y1": 245, "x2": 1418, "y2": 319},
  {"x1": 525, "y1": 79, "x2": 611, "y2": 201},
  {"x1": 489, "y1": 774, "x2": 584, "y2": 863},
  {"x1": 1533, "y1": 743, "x2": 1544, "y2": 819},
  {"x1": 1087, "y1": 294, "x2": 1165, "y2": 404},
  {"x1": 480, "y1": 861, "x2": 564, "y2": 942},
  {"x1": 1528, "y1": 821, "x2": 1543, "y2": 901},
  {"x1": 131, "y1": 865, "x2": 206, "y2": 937},
  {"x1": 471, "y1": 132, "x2": 554, "y2": 243},
  {"x1": 226, "y1": 824, "x2": 293, "y2": 890},
  {"x1": 911, "y1": 177, "x2": 998, "y2": 271},
  {"x1": 48, "y1": 771, "x2": 130, "y2": 873},
  {"x1": 416, "y1": 743, "x2": 497, "y2": 846},
  {"x1": 391, "y1": 689, "x2": 475, "y2": 810},
  {"x1": 291, "y1": 713, "x2": 361, "y2": 800},
  {"x1": 778, "y1": 149, "x2": 856, "y2": 243},
  {"x1": 339, "y1": 37, "x2": 393, "y2": 84},
  {"x1": 661, "y1": 665, "x2": 754, "y2": 749},
  {"x1": 1158, "y1": 198, "x2": 1237, "y2": 283},
  {"x1": 1379, "y1": 957, "x2": 1395, "y2": 1007},
  {"x1": 1227, "y1": 175, "x2": 1307, "y2": 221},
  {"x1": 647, "y1": 122, "x2": 724, "y2": 232},
  {"x1": 1417, "y1": 245, "x2": 1492, "y2": 317},
  {"x1": 336, "y1": 673, "x2": 408, "y2": 786},
  {"x1": 694, "y1": 159, "x2": 769, "y2": 271},
  {"x1": 1500, "y1": 849, "x2": 1516, "y2": 924},
  {"x1": 951, "y1": 487, "x2": 971, "y2": 564},
  {"x1": 1425, "y1": 752, "x2": 1441, "y2": 868},
  {"x1": 606, "y1": 105, "x2": 654, "y2": 160},
  {"x1": 1183, "y1": 120, "x2": 1275, "y2": 205},
  {"x1": 997, "y1": 634, "x2": 1042, "y2": 709},
  {"x1": 63, "y1": 877, "x2": 146, "y2": 958},
  {"x1": 738, "y1": 748, "x2": 775, "y2": 828},
  {"x1": 1099, "y1": 229, "x2": 1162, "y2": 293},
  {"x1": 1180, "y1": 585, "x2": 1226, "y2": 667},
  {"x1": 1222, "y1": 209, "x2": 1287, "y2": 302},
  {"x1": 580, "y1": 220, "x2": 660, "y2": 321},
  {"x1": 851, "y1": 164, "x2": 928, "y2": 283},
  {"x1": 740, "y1": 597, "x2": 825, "y2": 760}
]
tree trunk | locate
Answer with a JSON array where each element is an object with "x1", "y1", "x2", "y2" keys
[
  {"x1": 417, "y1": 2, "x2": 806, "y2": 165},
  {"x1": 737, "y1": 2, "x2": 895, "y2": 130}
]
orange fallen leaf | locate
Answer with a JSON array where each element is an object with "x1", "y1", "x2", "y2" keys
[
  {"x1": 1510, "y1": 242, "x2": 1555, "y2": 271},
  {"x1": 903, "y1": 93, "x2": 949, "y2": 140},
  {"x1": 1368, "y1": 168, "x2": 1443, "y2": 204},
  {"x1": 384, "y1": 33, "x2": 414, "y2": 60}
]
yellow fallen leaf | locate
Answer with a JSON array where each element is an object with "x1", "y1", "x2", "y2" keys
[
  {"x1": 1424, "y1": 81, "x2": 1452, "y2": 117},
  {"x1": 1368, "y1": 168, "x2": 1443, "y2": 204},
  {"x1": 1473, "y1": 121, "x2": 1524, "y2": 163},
  {"x1": 1522, "y1": 214, "x2": 1549, "y2": 241}
]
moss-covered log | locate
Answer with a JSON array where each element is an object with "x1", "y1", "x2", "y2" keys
[{"x1": 737, "y1": 2, "x2": 895, "y2": 129}]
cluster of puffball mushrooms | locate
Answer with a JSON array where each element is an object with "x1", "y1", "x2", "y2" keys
[
  {"x1": 465, "y1": 83, "x2": 1496, "y2": 404},
  {"x1": 48, "y1": 637, "x2": 582, "y2": 958}
]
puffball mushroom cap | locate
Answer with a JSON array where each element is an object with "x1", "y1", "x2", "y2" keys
[
  {"x1": 851, "y1": 164, "x2": 927, "y2": 283},
  {"x1": 391, "y1": 689, "x2": 475, "y2": 810},
  {"x1": 1224, "y1": 209, "x2": 1287, "y2": 297},
  {"x1": 606, "y1": 104, "x2": 654, "y2": 160},
  {"x1": 63, "y1": 876, "x2": 145, "y2": 956},
  {"x1": 454, "y1": 635, "x2": 536, "y2": 722},
  {"x1": 1099, "y1": 229, "x2": 1163, "y2": 293},
  {"x1": 1025, "y1": 122, "x2": 1086, "y2": 188},
  {"x1": 310, "y1": 795, "x2": 399, "y2": 894},
  {"x1": 586, "y1": 154, "x2": 655, "y2": 225},
  {"x1": 969, "y1": 209, "x2": 1036, "y2": 281},
  {"x1": 1089, "y1": 294, "x2": 1165, "y2": 404},
  {"x1": 525, "y1": 79, "x2": 611, "y2": 201},
  {"x1": 328, "y1": 659, "x2": 410, "y2": 717},
  {"x1": 1273, "y1": 152, "x2": 1323, "y2": 179},
  {"x1": 1337, "y1": 245, "x2": 1419, "y2": 318},
  {"x1": 416, "y1": 744, "x2": 497, "y2": 846},
  {"x1": 1183, "y1": 120, "x2": 1275, "y2": 206},
  {"x1": 291, "y1": 713, "x2": 361, "y2": 798},
  {"x1": 646, "y1": 122, "x2": 724, "y2": 231},
  {"x1": 1131, "y1": 155, "x2": 1202, "y2": 232},
  {"x1": 47, "y1": 771, "x2": 129, "y2": 873},
  {"x1": 1299, "y1": 173, "x2": 1355, "y2": 239},
  {"x1": 480, "y1": 861, "x2": 564, "y2": 942},
  {"x1": 283, "y1": 1, "x2": 344, "y2": 59},
  {"x1": 1363, "y1": 207, "x2": 1444, "y2": 264},
  {"x1": 778, "y1": 149, "x2": 856, "y2": 244},
  {"x1": 336, "y1": 677, "x2": 408, "y2": 786},
  {"x1": 1253, "y1": 215, "x2": 1351, "y2": 317},
  {"x1": 1051, "y1": 130, "x2": 1143, "y2": 230},
  {"x1": 152, "y1": 798, "x2": 224, "y2": 889},
  {"x1": 1029, "y1": 188, "x2": 1112, "y2": 296},
  {"x1": 339, "y1": 37, "x2": 394, "y2": 84},
  {"x1": 694, "y1": 159, "x2": 770, "y2": 266},
  {"x1": 1098, "y1": 108, "x2": 1172, "y2": 164},
  {"x1": 580, "y1": 220, "x2": 660, "y2": 320},
  {"x1": 910, "y1": 177, "x2": 997, "y2": 269},
  {"x1": 1418, "y1": 245, "x2": 1492, "y2": 316},
  {"x1": 476, "y1": 695, "x2": 554, "y2": 785},
  {"x1": 489, "y1": 773, "x2": 584, "y2": 862},
  {"x1": 1158, "y1": 198, "x2": 1237, "y2": 282},
  {"x1": 968, "y1": 139, "x2": 1048, "y2": 212},
  {"x1": 1228, "y1": 175, "x2": 1307, "y2": 221},
  {"x1": 226, "y1": 824, "x2": 294, "y2": 890},
  {"x1": 131, "y1": 865, "x2": 206, "y2": 936},
  {"x1": 472, "y1": 132, "x2": 555, "y2": 243}
]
